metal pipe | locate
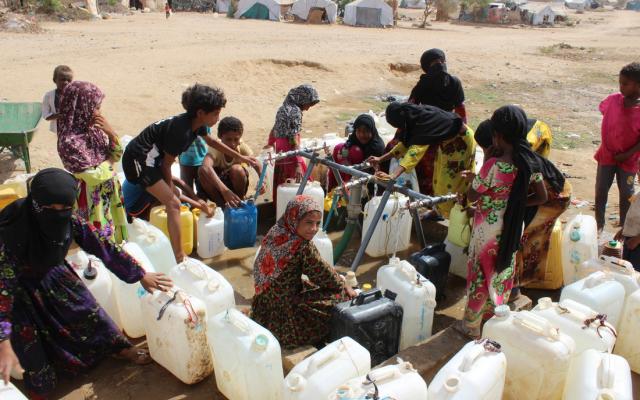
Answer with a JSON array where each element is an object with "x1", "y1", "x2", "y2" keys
[
  {"x1": 411, "y1": 208, "x2": 427, "y2": 248},
  {"x1": 350, "y1": 181, "x2": 394, "y2": 272},
  {"x1": 407, "y1": 193, "x2": 457, "y2": 210},
  {"x1": 266, "y1": 144, "x2": 327, "y2": 163},
  {"x1": 296, "y1": 151, "x2": 318, "y2": 194},
  {"x1": 335, "y1": 176, "x2": 374, "y2": 194}
]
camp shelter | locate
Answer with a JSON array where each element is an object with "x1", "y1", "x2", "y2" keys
[
  {"x1": 291, "y1": 0, "x2": 337, "y2": 22},
  {"x1": 519, "y1": 2, "x2": 567, "y2": 24},
  {"x1": 399, "y1": 0, "x2": 425, "y2": 9},
  {"x1": 343, "y1": 0, "x2": 394, "y2": 27},
  {"x1": 217, "y1": 0, "x2": 230, "y2": 13},
  {"x1": 234, "y1": 0, "x2": 281, "y2": 20}
]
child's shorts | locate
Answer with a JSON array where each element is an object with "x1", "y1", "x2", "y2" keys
[
  {"x1": 122, "y1": 151, "x2": 164, "y2": 188},
  {"x1": 122, "y1": 179, "x2": 157, "y2": 217}
]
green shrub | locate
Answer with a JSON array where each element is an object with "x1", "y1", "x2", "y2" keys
[{"x1": 41, "y1": 0, "x2": 62, "y2": 12}]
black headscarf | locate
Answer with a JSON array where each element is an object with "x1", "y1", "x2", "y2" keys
[
  {"x1": 409, "y1": 48, "x2": 465, "y2": 112},
  {"x1": 0, "y1": 168, "x2": 78, "y2": 275},
  {"x1": 346, "y1": 114, "x2": 385, "y2": 159},
  {"x1": 474, "y1": 119, "x2": 493, "y2": 149},
  {"x1": 385, "y1": 102, "x2": 463, "y2": 147}
]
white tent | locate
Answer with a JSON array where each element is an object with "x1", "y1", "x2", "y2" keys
[
  {"x1": 234, "y1": 0, "x2": 281, "y2": 20},
  {"x1": 400, "y1": 0, "x2": 426, "y2": 9},
  {"x1": 291, "y1": 0, "x2": 337, "y2": 22},
  {"x1": 344, "y1": 0, "x2": 393, "y2": 27},
  {"x1": 217, "y1": 0, "x2": 230, "y2": 13}
]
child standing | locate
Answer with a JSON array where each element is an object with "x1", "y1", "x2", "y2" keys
[
  {"x1": 594, "y1": 62, "x2": 640, "y2": 232},
  {"x1": 122, "y1": 84, "x2": 258, "y2": 262},
  {"x1": 165, "y1": 2, "x2": 171, "y2": 18},
  {"x1": 267, "y1": 84, "x2": 319, "y2": 200},
  {"x1": 42, "y1": 65, "x2": 73, "y2": 134},
  {"x1": 457, "y1": 105, "x2": 547, "y2": 337},
  {"x1": 199, "y1": 116, "x2": 262, "y2": 207}
]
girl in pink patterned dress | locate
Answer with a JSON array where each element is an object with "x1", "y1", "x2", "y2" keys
[{"x1": 457, "y1": 105, "x2": 548, "y2": 337}]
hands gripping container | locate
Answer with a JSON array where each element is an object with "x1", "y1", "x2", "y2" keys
[
  {"x1": 560, "y1": 271, "x2": 626, "y2": 328},
  {"x1": 127, "y1": 217, "x2": 175, "y2": 274},
  {"x1": 531, "y1": 297, "x2": 616, "y2": 355},
  {"x1": 428, "y1": 339, "x2": 507, "y2": 400},
  {"x1": 208, "y1": 308, "x2": 284, "y2": 400},
  {"x1": 563, "y1": 349, "x2": 633, "y2": 400},
  {"x1": 613, "y1": 289, "x2": 640, "y2": 373},
  {"x1": 168, "y1": 258, "x2": 235, "y2": 318},
  {"x1": 330, "y1": 288, "x2": 403, "y2": 366},
  {"x1": 482, "y1": 306, "x2": 575, "y2": 400},
  {"x1": 561, "y1": 214, "x2": 598, "y2": 286},
  {"x1": 376, "y1": 257, "x2": 437, "y2": 350},
  {"x1": 195, "y1": 207, "x2": 226, "y2": 259},
  {"x1": 579, "y1": 255, "x2": 640, "y2": 297},
  {"x1": 276, "y1": 181, "x2": 325, "y2": 223},
  {"x1": 223, "y1": 200, "x2": 258, "y2": 249},
  {"x1": 362, "y1": 194, "x2": 412, "y2": 257},
  {"x1": 283, "y1": 336, "x2": 371, "y2": 400},
  {"x1": 141, "y1": 289, "x2": 213, "y2": 384},
  {"x1": 66, "y1": 250, "x2": 121, "y2": 328},
  {"x1": 114, "y1": 242, "x2": 156, "y2": 338},
  {"x1": 329, "y1": 359, "x2": 428, "y2": 400},
  {"x1": 149, "y1": 205, "x2": 194, "y2": 256}
]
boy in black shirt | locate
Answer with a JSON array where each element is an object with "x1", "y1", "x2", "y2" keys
[{"x1": 122, "y1": 84, "x2": 258, "y2": 262}]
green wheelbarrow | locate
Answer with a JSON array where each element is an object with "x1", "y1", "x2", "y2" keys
[{"x1": 0, "y1": 102, "x2": 42, "y2": 173}]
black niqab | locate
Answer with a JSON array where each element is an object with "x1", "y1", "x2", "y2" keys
[
  {"x1": 385, "y1": 102, "x2": 463, "y2": 147},
  {"x1": 0, "y1": 168, "x2": 78, "y2": 274},
  {"x1": 346, "y1": 114, "x2": 385, "y2": 159},
  {"x1": 410, "y1": 48, "x2": 465, "y2": 112}
]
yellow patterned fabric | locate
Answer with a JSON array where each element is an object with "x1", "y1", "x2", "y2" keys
[
  {"x1": 526, "y1": 120, "x2": 552, "y2": 158},
  {"x1": 389, "y1": 142, "x2": 429, "y2": 172}
]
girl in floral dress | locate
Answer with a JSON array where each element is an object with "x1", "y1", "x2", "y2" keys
[
  {"x1": 251, "y1": 195, "x2": 355, "y2": 348},
  {"x1": 457, "y1": 106, "x2": 548, "y2": 337}
]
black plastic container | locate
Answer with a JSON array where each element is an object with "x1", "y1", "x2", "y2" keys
[
  {"x1": 330, "y1": 288, "x2": 403, "y2": 366},
  {"x1": 409, "y1": 242, "x2": 451, "y2": 301}
]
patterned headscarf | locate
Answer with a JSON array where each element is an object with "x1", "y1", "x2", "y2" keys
[
  {"x1": 271, "y1": 84, "x2": 320, "y2": 139},
  {"x1": 253, "y1": 195, "x2": 322, "y2": 294},
  {"x1": 57, "y1": 81, "x2": 111, "y2": 173}
]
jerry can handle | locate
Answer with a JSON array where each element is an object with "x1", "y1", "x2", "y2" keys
[
  {"x1": 598, "y1": 354, "x2": 616, "y2": 390},
  {"x1": 513, "y1": 311, "x2": 560, "y2": 340},
  {"x1": 306, "y1": 346, "x2": 341, "y2": 374},
  {"x1": 352, "y1": 288, "x2": 382, "y2": 306},
  {"x1": 598, "y1": 255, "x2": 635, "y2": 275}
]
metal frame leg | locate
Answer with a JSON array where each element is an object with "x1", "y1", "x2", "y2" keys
[
  {"x1": 411, "y1": 208, "x2": 426, "y2": 248},
  {"x1": 296, "y1": 153, "x2": 317, "y2": 195},
  {"x1": 350, "y1": 181, "x2": 394, "y2": 272}
]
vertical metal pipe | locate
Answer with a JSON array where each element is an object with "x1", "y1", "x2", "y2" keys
[
  {"x1": 296, "y1": 152, "x2": 317, "y2": 195},
  {"x1": 411, "y1": 208, "x2": 426, "y2": 248}
]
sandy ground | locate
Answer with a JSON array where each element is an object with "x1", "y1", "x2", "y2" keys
[{"x1": 1, "y1": 7, "x2": 640, "y2": 399}]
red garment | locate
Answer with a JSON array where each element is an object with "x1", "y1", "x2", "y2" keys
[
  {"x1": 270, "y1": 134, "x2": 308, "y2": 201},
  {"x1": 327, "y1": 142, "x2": 364, "y2": 191},
  {"x1": 594, "y1": 93, "x2": 640, "y2": 173}
]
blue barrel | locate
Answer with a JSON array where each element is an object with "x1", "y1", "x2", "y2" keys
[{"x1": 224, "y1": 200, "x2": 258, "y2": 249}]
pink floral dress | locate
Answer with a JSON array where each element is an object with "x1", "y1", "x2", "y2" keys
[{"x1": 464, "y1": 158, "x2": 541, "y2": 328}]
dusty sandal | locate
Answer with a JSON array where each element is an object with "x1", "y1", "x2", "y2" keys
[
  {"x1": 115, "y1": 347, "x2": 152, "y2": 365},
  {"x1": 452, "y1": 320, "x2": 481, "y2": 339}
]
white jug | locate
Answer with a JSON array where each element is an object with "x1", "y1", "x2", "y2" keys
[
  {"x1": 66, "y1": 250, "x2": 121, "y2": 328},
  {"x1": 562, "y1": 214, "x2": 598, "y2": 286},
  {"x1": 560, "y1": 271, "x2": 626, "y2": 328},
  {"x1": 255, "y1": 147, "x2": 275, "y2": 204},
  {"x1": 445, "y1": 239, "x2": 468, "y2": 279},
  {"x1": 276, "y1": 181, "x2": 325, "y2": 223},
  {"x1": 0, "y1": 382, "x2": 27, "y2": 400},
  {"x1": 389, "y1": 158, "x2": 419, "y2": 192},
  {"x1": 127, "y1": 218, "x2": 175, "y2": 274},
  {"x1": 197, "y1": 207, "x2": 226, "y2": 259},
  {"x1": 113, "y1": 242, "x2": 156, "y2": 338},
  {"x1": 482, "y1": 306, "x2": 575, "y2": 400},
  {"x1": 614, "y1": 289, "x2": 640, "y2": 373},
  {"x1": 329, "y1": 359, "x2": 428, "y2": 400},
  {"x1": 428, "y1": 339, "x2": 506, "y2": 400},
  {"x1": 208, "y1": 308, "x2": 284, "y2": 400},
  {"x1": 531, "y1": 297, "x2": 616, "y2": 355},
  {"x1": 376, "y1": 257, "x2": 436, "y2": 350},
  {"x1": 141, "y1": 289, "x2": 213, "y2": 384},
  {"x1": 284, "y1": 337, "x2": 371, "y2": 400},
  {"x1": 580, "y1": 255, "x2": 640, "y2": 297},
  {"x1": 563, "y1": 349, "x2": 633, "y2": 400},
  {"x1": 168, "y1": 258, "x2": 235, "y2": 318},
  {"x1": 114, "y1": 135, "x2": 134, "y2": 173},
  {"x1": 312, "y1": 230, "x2": 334, "y2": 267},
  {"x1": 362, "y1": 194, "x2": 412, "y2": 257}
]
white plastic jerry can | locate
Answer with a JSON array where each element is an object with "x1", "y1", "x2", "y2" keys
[
  {"x1": 312, "y1": 230, "x2": 334, "y2": 267},
  {"x1": 563, "y1": 349, "x2": 633, "y2": 400},
  {"x1": 445, "y1": 239, "x2": 468, "y2": 279},
  {"x1": 482, "y1": 306, "x2": 575, "y2": 400},
  {"x1": 284, "y1": 337, "x2": 371, "y2": 400},
  {"x1": 329, "y1": 359, "x2": 428, "y2": 400},
  {"x1": 562, "y1": 214, "x2": 598, "y2": 286},
  {"x1": 208, "y1": 308, "x2": 284, "y2": 400},
  {"x1": 127, "y1": 217, "x2": 175, "y2": 275},
  {"x1": 66, "y1": 250, "x2": 121, "y2": 329},
  {"x1": 362, "y1": 194, "x2": 413, "y2": 257},
  {"x1": 376, "y1": 257, "x2": 437, "y2": 350},
  {"x1": 113, "y1": 242, "x2": 156, "y2": 338},
  {"x1": 276, "y1": 181, "x2": 325, "y2": 223},
  {"x1": 141, "y1": 289, "x2": 213, "y2": 384},
  {"x1": 560, "y1": 271, "x2": 626, "y2": 328},
  {"x1": 168, "y1": 258, "x2": 235, "y2": 318},
  {"x1": 0, "y1": 382, "x2": 28, "y2": 400},
  {"x1": 428, "y1": 339, "x2": 506, "y2": 400},
  {"x1": 580, "y1": 255, "x2": 640, "y2": 297},
  {"x1": 531, "y1": 297, "x2": 616, "y2": 355},
  {"x1": 614, "y1": 289, "x2": 640, "y2": 373},
  {"x1": 196, "y1": 207, "x2": 226, "y2": 259}
]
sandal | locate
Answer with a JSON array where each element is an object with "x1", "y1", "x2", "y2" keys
[
  {"x1": 452, "y1": 320, "x2": 481, "y2": 339},
  {"x1": 114, "y1": 347, "x2": 153, "y2": 365}
]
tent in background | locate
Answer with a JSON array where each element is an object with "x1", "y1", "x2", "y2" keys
[
  {"x1": 343, "y1": 0, "x2": 393, "y2": 26},
  {"x1": 291, "y1": 0, "x2": 337, "y2": 22},
  {"x1": 234, "y1": 0, "x2": 281, "y2": 19}
]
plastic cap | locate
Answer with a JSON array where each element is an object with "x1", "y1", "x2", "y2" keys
[
  {"x1": 537, "y1": 297, "x2": 553, "y2": 310},
  {"x1": 494, "y1": 305, "x2": 510, "y2": 318},
  {"x1": 444, "y1": 376, "x2": 460, "y2": 393},
  {"x1": 253, "y1": 334, "x2": 269, "y2": 351},
  {"x1": 362, "y1": 283, "x2": 372, "y2": 291}
]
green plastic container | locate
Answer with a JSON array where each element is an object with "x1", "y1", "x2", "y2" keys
[{"x1": 0, "y1": 102, "x2": 42, "y2": 173}]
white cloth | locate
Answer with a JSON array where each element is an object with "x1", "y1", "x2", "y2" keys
[
  {"x1": 623, "y1": 194, "x2": 640, "y2": 237},
  {"x1": 42, "y1": 89, "x2": 57, "y2": 133}
]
